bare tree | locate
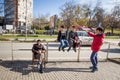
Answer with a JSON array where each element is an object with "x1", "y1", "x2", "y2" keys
[
  {"x1": 109, "y1": 4, "x2": 120, "y2": 34},
  {"x1": 74, "y1": 5, "x2": 81, "y2": 23},
  {"x1": 80, "y1": 4, "x2": 92, "y2": 27},
  {"x1": 60, "y1": 0, "x2": 106, "y2": 29},
  {"x1": 60, "y1": 1, "x2": 77, "y2": 30},
  {"x1": 38, "y1": 15, "x2": 49, "y2": 29},
  {"x1": 32, "y1": 14, "x2": 49, "y2": 30},
  {"x1": 93, "y1": 7, "x2": 105, "y2": 27},
  {"x1": 81, "y1": 0, "x2": 104, "y2": 28}
]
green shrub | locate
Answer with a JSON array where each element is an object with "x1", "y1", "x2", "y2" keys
[
  {"x1": 54, "y1": 30, "x2": 59, "y2": 34},
  {"x1": 35, "y1": 30, "x2": 45, "y2": 34},
  {"x1": 35, "y1": 29, "x2": 59, "y2": 35},
  {"x1": 44, "y1": 26, "x2": 50, "y2": 30},
  {"x1": 0, "y1": 38, "x2": 10, "y2": 41}
]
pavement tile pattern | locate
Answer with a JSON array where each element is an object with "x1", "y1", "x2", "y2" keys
[{"x1": 0, "y1": 61, "x2": 120, "y2": 80}]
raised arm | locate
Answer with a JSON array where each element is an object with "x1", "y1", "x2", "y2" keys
[{"x1": 87, "y1": 31, "x2": 96, "y2": 38}]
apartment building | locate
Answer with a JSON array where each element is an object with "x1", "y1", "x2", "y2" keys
[
  {"x1": 50, "y1": 15, "x2": 58, "y2": 29},
  {"x1": 4, "y1": 0, "x2": 33, "y2": 30}
]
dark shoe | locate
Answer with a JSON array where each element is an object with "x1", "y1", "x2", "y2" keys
[
  {"x1": 91, "y1": 67, "x2": 98, "y2": 72},
  {"x1": 39, "y1": 69, "x2": 44, "y2": 73},
  {"x1": 39, "y1": 64, "x2": 44, "y2": 73},
  {"x1": 67, "y1": 48, "x2": 70, "y2": 52},
  {"x1": 95, "y1": 67, "x2": 98, "y2": 71},
  {"x1": 90, "y1": 66, "x2": 98, "y2": 70},
  {"x1": 67, "y1": 49, "x2": 69, "y2": 52},
  {"x1": 73, "y1": 48, "x2": 76, "y2": 52},
  {"x1": 58, "y1": 47, "x2": 61, "y2": 51},
  {"x1": 62, "y1": 47, "x2": 65, "y2": 52}
]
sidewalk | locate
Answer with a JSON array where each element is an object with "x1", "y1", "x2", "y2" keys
[
  {"x1": 104, "y1": 39, "x2": 120, "y2": 45},
  {"x1": 0, "y1": 61, "x2": 120, "y2": 80}
]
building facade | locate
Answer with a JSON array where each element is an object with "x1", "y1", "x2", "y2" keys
[
  {"x1": 4, "y1": 0, "x2": 33, "y2": 30},
  {"x1": 49, "y1": 15, "x2": 58, "y2": 29}
]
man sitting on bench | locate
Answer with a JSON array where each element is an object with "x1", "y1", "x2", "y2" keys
[{"x1": 32, "y1": 39, "x2": 46, "y2": 73}]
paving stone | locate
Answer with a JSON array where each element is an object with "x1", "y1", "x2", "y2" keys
[{"x1": 0, "y1": 61, "x2": 120, "y2": 80}]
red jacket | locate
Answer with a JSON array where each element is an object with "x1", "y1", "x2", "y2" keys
[{"x1": 87, "y1": 32, "x2": 105, "y2": 52}]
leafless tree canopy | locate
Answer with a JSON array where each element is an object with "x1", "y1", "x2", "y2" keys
[{"x1": 59, "y1": 1, "x2": 120, "y2": 34}]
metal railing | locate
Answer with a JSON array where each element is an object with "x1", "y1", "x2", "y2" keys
[{"x1": 10, "y1": 41, "x2": 112, "y2": 62}]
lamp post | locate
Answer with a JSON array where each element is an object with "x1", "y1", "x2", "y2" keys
[{"x1": 25, "y1": 0, "x2": 27, "y2": 40}]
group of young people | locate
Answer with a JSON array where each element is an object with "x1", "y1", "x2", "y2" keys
[
  {"x1": 57, "y1": 26, "x2": 80, "y2": 52},
  {"x1": 32, "y1": 26, "x2": 105, "y2": 73}
]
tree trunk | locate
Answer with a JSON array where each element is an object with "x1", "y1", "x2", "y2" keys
[{"x1": 111, "y1": 27, "x2": 114, "y2": 35}]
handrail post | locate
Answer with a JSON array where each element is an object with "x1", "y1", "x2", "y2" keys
[
  {"x1": 46, "y1": 41, "x2": 48, "y2": 62},
  {"x1": 77, "y1": 45, "x2": 81, "y2": 62},
  {"x1": 106, "y1": 43, "x2": 110, "y2": 61},
  {"x1": 11, "y1": 41, "x2": 14, "y2": 63}
]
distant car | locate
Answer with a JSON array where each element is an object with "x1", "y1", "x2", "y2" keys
[
  {"x1": 0, "y1": 27, "x2": 2, "y2": 35},
  {"x1": 118, "y1": 42, "x2": 120, "y2": 47},
  {"x1": 76, "y1": 31, "x2": 93, "y2": 45},
  {"x1": 28, "y1": 30, "x2": 35, "y2": 34}
]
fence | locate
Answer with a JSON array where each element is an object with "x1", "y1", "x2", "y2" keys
[
  {"x1": 10, "y1": 41, "x2": 81, "y2": 62},
  {"x1": 1, "y1": 41, "x2": 118, "y2": 63}
]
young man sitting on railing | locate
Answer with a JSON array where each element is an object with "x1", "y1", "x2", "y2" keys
[{"x1": 32, "y1": 39, "x2": 46, "y2": 73}]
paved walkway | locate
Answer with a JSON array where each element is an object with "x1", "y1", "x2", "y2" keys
[{"x1": 0, "y1": 61, "x2": 120, "y2": 80}]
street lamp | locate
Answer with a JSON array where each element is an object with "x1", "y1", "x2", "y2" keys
[{"x1": 25, "y1": 0, "x2": 27, "y2": 40}]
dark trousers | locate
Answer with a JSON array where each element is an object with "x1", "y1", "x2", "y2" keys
[
  {"x1": 33, "y1": 52, "x2": 44, "y2": 64},
  {"x1": 67, "y1": 40, "x2": 76, "y2": 51},
  {"x1": 90, "y1": 51, "x2": 98, "y2": 68}
]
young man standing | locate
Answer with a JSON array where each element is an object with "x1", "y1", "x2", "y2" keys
[{"x1": 86, "y1": 27, "x2": 105, "y2": 72}]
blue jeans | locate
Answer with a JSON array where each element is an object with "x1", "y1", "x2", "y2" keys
[
  {"x1": 90, "y1": 51, "x2": 98, "y2": 68},
  {"x1": 59, "y1": 39, "x2": 69, "y2": 48}
]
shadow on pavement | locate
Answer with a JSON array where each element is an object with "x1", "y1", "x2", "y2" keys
[
  {"x1": 44, "y1": 67, "x2": 91, "y2": 73},
  {"x1": 0, "y1": 61, "x2": 91, "y2": 75},
  {"x1": 0, "y1": 61, "x2": 33, "y2": 75},
  {"x1": 108, "y1": 58, "x2": 120, "y2": 65},
  {"x1": 101, "y1": 48, "x2": 120, "y2": 54}
]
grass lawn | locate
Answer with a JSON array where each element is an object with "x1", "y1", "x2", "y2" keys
[
  {"x1": 105, "y1": 36, "x2": 120, "y2": 39},
  {"x1": 105, "y1": 29, "x2": 120, "y2": 34},
  {"x1": 0, "y1": 34, "x2": 57, "y2": 39},
  {"x1": 0, "y1": 33, "x2": 120, "y2": 41}
]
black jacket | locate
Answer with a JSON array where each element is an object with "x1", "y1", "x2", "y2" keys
[
  {"x1": 32, "y1": 44, "x2": 45, "y2": 53},
  {"x1": 68, "y1": 31, "x2": 78, "y2": 41},
  {"x1": 57, "y1": 31, "x2": 67, "y2": 42}
]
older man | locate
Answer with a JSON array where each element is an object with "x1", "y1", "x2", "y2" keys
[{"x1": 32, "y1": 39, "x2": 46, "y2": 73}]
